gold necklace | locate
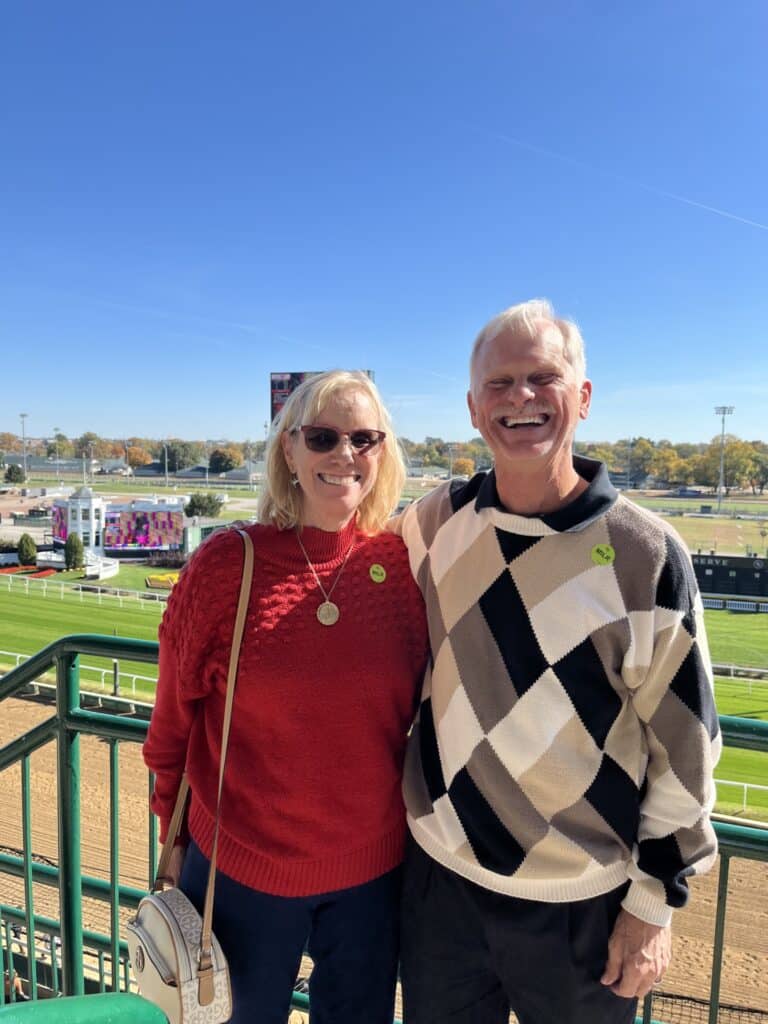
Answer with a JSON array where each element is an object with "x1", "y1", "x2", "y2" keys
[{"x1": 295, "y1": 529, "x2": 356, "y2": 626}]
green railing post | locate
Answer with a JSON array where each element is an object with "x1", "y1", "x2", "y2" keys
[
  {"x1": 0, "y1": 921, "x2": 6, "y2": 1007},
  {"x1": 108, "y1": 740, "x2": 120, "y2": 991},
  {"x1": 708, "y1": 853, "x2": 730, "y2": 1024},
  {"x1": 56, "y1": 650, "x2": 84, "y2": 996},
  {"x1": 21, "y1": 757, "x2": 37, "y2": 1000}
]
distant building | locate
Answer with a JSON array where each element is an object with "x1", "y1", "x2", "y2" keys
[{"x1": 52, "y1": 488, "x2": 186, "y2": 558}]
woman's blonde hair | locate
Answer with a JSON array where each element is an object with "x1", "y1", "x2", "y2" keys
[{"x1": 258, "y1": 370, "x2": 405, "y2": 534}]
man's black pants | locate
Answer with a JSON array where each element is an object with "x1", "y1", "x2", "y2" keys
[{"x1": 400, "y1": 841, "x2": 637, "y2": 1024}]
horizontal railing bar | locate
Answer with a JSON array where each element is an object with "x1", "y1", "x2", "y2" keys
[
  {"x1": 53, "y1": 635, "x2": 159, "y2": 664},
  {"x1": 0, "y1": 717, "x2": 57, "y2": 773},
  {"x1": 64, "y1": 708, "x2": 149, "y2": 742},
  {"x1": 718, "y1": 714, "x2": 768, "y2": 752},
  {"x1": 0, "y1": 635, "x2": 159, "y2": 703},
  {"x1": 0, "y1": 854, "x2": 145, "y2": 908},
  {"x1": 0, "y1": 903, "x2": 130, "y2": 958},
  {"x1": 712, "y1": 820, "x2": 768, "y2": 861}
]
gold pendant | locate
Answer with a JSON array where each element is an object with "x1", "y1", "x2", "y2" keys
[{"x1": 317, "y1": 601, "x2": 340, "y2": 626}]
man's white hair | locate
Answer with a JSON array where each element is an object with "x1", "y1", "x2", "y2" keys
[{"x1": 470, "y1": 299, "x2": 587, "y2": 382}]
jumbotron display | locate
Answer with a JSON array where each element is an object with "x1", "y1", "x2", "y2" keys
[
  {"x1": 103, "y1": 510, "x2": 184, "y2": 550},
  {"x1": 270, "y1": 372, "x2": 320, "y2": 421},
  {"x1": 270, "y1": 370, "x2": 375, "y2": 421},
  {"x1": 52, "y1": 506, "x2": 68, "y2": 541}
]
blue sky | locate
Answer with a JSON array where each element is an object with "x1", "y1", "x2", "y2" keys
[{"x1": 2, "y1": 1, "x2": 766, "y2": 446}]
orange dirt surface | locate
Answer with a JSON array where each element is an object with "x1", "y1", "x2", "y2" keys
[{"x1": 1, "y1": 696, "x2": 766, "y2": 1016}]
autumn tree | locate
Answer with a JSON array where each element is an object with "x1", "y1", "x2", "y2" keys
[
  {"x1": 650, "y1": 447, "x2": 686, "y2": 486},
  {"x1": 747, "y1": 442, "x2": 768, "y2": 494},
  {"x1": 45, "y1": 432, "x2": 75, "y2": 459},
  {"x1": 126, "y1": 445, "x2": 153, "y2": 469},
  {"x1": 698, "y1": 436, "x2": 757, "y2": 493},
  {"x1": 0, "y1": 432, "x2": 21, "y2": 453},
  {"x1": 452, "y1": 457, "x2": 475, "y2": 477},
  {"x1": 209, "y1": 446, "x2": 243, "y2": 474}
]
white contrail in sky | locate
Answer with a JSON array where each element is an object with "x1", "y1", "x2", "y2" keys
[{"x1": 488, "y1": 130, "x2": 768, "y2": 233}]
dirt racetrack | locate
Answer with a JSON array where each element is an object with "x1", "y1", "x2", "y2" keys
[{"x1": 1, "y1": 695, "x2": 766, "y2": 1019}]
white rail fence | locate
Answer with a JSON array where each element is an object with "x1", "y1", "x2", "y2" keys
[
  {"x1": 0, "y1": 571, "x2": 166, "y2": 609},
  {"x1": 0, "y1": 649, "x2": 157, "y2": 695},
  {"x1": 714, "y1": 778, "x2": 768, "y2": 813}
]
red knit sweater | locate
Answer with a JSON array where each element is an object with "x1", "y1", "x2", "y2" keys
[{"x1": 143, "y1": 518, "x2": 428, "y2": 898}]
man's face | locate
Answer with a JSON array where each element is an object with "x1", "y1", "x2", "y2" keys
[{"x1": 467, "y1": 322, "x2": 591, "y2": 471}]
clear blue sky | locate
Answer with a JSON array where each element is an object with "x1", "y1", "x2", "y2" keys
[{"x1": 2, "y1": 1, "x2": 766, "y2": 447}]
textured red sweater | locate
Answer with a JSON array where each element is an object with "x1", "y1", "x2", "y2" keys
[{"x1": 143, "y1": 518, "x2": 428, "y2": 897}]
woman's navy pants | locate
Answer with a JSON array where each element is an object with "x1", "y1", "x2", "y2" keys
[{"x1": 180, "y1": 840, "x2": 401, "y2": 1024}]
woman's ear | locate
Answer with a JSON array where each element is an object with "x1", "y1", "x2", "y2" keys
[{"x1": 280, "y1": 430, "x2": 295, "y2": 473}]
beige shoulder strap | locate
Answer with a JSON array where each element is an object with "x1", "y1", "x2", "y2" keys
[{"x1": 153, "y1": 528, "x2": 254, "y2": 1006}]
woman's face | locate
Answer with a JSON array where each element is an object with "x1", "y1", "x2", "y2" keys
[{"x1": 281, "y1": 388, "x2": 384, "y2": 532}]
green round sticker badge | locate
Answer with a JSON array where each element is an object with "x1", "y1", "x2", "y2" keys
[
  {"x1": 591, "y1": 544, "x2": 615, "y2": 566},
  {"x1": 369, "y1": 563, "x2": 387, "y2": 584}
]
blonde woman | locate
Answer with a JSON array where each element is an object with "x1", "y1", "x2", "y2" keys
[{"x1": 144, "y1": 371, "x2": 427, "y2": 1024}]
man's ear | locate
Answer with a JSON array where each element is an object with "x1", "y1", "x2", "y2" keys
[
  {"x1": 579, "y1": 379, "x2": 592, "y2": 421},
  {"x1": 467, "y1": 389, "x2": 478, "y2": 429}
]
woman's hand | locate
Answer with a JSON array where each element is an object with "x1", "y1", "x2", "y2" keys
[{"x1": 166, "y1": 844, "x2": 187, "y2": 887}]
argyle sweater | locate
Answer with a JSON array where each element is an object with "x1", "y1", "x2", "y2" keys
[{"x1": 395, "y1": 458, "x2": 721, "y2": 926}]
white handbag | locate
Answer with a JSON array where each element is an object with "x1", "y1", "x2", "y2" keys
[{"x1": 127, "y1": 529, "x2": 254, "y2": 1024}]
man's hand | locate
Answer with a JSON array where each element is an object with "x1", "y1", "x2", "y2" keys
[{"x1": 600, "y1": 909, "x2": 671, "y2": 999}]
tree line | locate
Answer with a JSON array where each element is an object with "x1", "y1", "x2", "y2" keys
[
  {"x1": 0, "y1": 432, "x2": 260, "y2": 475},
  {"x1": 2, "y1": 430, "x2": 767, "y2": 494},
  {"x1": 397, "y1": 435, "x2": 768, "y2": 494}
]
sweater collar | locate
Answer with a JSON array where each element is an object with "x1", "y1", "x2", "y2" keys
[
  {"x1": 263, "y1": 515, "x2": 359, "y2": 567},
  {"x1": 474, "y1": 456, "x2": 617, "y2": 533}
]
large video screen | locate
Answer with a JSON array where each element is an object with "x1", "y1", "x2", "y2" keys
[
  {"x1": 270, "y1": 372, "x2": 320, "y2": 422},
  {"x1": 103, "y1": 510, "x2": 184, "y2": 550},
  {"x1": 52, "y1": 506, "x2": 68, "y2": 541},
  {"x1": 270, "y1": 370, "x2": 375, "y2": 422}
]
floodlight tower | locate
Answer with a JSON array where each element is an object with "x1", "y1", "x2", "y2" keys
[
  {"x1": 714, "y1": 406, "x2": 734, "y2": 515},
  {"x1": 19, "y1": 412, "x2": 30, "y2": 480},
  {"x1": 53, "y1": 426, "x2": 61, "y2": 482}
]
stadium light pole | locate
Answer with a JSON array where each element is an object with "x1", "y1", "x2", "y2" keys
[
  {"x1": 53, "y1": 426, "x2": 61, "y2": 483},
  {"x1": 163, "y1": 442, "x2": 169, "y2": 489},
  {"x1": 19, "y1": 412, "x2": 28, "y2": 480},
  {"x1": 715, "y1": 406, "x2": 734, "y2": 515},
  {"x1": 625, "y1": 438, "x2": 634, "y2": 492}
]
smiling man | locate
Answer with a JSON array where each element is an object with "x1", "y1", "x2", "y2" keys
[{"x1": 393, "y1": 299, "x2": 721, "y2": 1024}]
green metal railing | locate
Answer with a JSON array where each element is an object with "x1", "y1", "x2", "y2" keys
[
  {"x1": 1, "y1": 635, "x2": 767, "y2": 1024},
  {"x1": 0, "y1": 636, "x2": 157, "y2": 1014}
]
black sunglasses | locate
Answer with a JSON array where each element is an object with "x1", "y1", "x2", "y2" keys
[{"x1": 298, "y1": 425, "x2": 386, "y2": 455}]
